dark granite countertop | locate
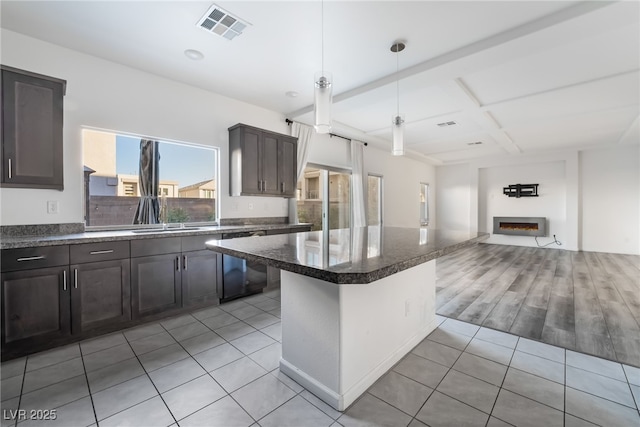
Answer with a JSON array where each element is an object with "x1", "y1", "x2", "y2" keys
[
  {"x1": 0, "y1": 224, "x2": 312, "y2": 249},
  {"x1": 206, "y1": 227, "x2": 489, "y2": 284}
]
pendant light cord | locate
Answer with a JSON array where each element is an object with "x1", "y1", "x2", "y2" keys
[
  {"x1": 396, "y1": 47, "x2": 400, "y2": 115},
  {"x1": 321, "y1": 0, "x2": 324, "y2": 75}
]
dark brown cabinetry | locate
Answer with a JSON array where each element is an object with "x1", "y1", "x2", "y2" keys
[
  {"x1": 182, "y1": 235, "x2": 222, "y2": 308},
  {"x1": 131, "y1": 237, "x2": 182, "y2": 319},
  {"x1": 229, "y1": 123, "x2": 297, "y2": 198},
  {"x1": 1, "y1": 246, "x2": 71, "y2": 350},
  {"x1": 69, "y1": 241, "x2": 131, "y2": 333},
  {"x1": 1, "y1": 65, "x2": 66, "y2": 190},
  {"x1": 130, "y1": 235, "x2": 221, "y2": 318}
]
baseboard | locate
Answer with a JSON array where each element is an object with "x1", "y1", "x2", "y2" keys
[{"x1": 279, "y1": 359, "x2": 344, "y2": 410}]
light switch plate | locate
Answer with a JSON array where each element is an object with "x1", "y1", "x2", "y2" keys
[{"x1": 47, "y1": 200, "x2": 59, "y2": 214}]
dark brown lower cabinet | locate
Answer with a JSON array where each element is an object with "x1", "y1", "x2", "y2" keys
[
  {"x1": 70, "y1": 259, "x2": 131, "y2": 333},
  {"x1": 182, "y1": 250, "x2": 221, "y2": 307},
  {"x1": 131, "y1": 253, "x2": 182, "y2": 319},
  {"x1": 1, "y1": 266, "x2": 71, "y2": 347}
]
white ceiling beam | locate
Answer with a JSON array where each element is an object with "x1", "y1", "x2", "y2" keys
[
  {"x1": 442, "y1": 79, "x2": 521, "y2": 154},
  {"x1": 478, "y1": 69, "x2": 639, "y2": 111},
  {"x1": 287, "y1": 1, "x2": 617, "y2": 119},
  {"x1": 616, "y1": 115, "x2": 639, "y2": 145}
]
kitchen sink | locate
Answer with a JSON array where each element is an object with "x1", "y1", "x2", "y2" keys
[{"x1": 132, "y1": 227, "x2": 201, "y2": 233}]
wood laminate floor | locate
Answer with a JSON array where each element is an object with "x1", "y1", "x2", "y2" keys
[{"x1": 436, "y1": 243, "x2": 640, "y2": 367}]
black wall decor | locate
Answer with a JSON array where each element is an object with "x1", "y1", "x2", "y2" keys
[{"x1": 503, "y1": 183, "x2": 539, "y2": 198}]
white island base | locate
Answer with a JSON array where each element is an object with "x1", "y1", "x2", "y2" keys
[{"x1": 279, "y1": 260, "x2": 437, "y2": 411}]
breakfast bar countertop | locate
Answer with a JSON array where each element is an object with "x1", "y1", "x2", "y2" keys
[{"x1": 206, "y1": 227, "x2": 489, "y2": 284}]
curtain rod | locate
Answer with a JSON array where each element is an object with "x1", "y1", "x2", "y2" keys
[{"x1": 285, "y1": 118, "x2": 367, "y2": 146}]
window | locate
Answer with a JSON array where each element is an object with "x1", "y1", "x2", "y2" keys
[
  {"x1": 305, "y1": 176, "x2": 320, "y2": 200},
  {"x1": 83, "y1": 129, "x2": 219, "y2": 227},
  {"x1": 367, "y1": 174, "x2": 382, "y2": 226},
  {"x1": 123, "y1": 181, "x2": 137, "y2": 197},
  {"x1": 420, "y1": 182, "x2": 429, "y2": 226}
]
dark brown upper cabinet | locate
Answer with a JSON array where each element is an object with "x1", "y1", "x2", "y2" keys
[
  {"x1": 229, "y1": 123, "x2": 297, "y2": 198},
  {"x1": 1, "y1": 65, "x2": 66, "y2": 190}
]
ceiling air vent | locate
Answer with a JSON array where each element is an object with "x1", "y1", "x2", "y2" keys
[
  {"x1": 437, "y1": 121, "x2": 457, "y2": 127},
  {"x1": 467, "y1": 141, "x2": 483, "y2": 146},
  {"x1": 197, "y1": 4, "x2": 250, "y2": 40}
]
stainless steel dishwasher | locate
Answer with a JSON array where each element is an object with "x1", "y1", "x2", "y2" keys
[{"x1": 219, "y1": 230, "x2": 268, "y2": 302}]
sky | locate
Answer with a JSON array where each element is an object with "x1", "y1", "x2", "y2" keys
[{"x1": 115, "y1": 135, "x2": 216, "y2": 187}]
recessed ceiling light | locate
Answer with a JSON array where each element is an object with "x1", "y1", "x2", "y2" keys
[
  {"x1": 285, "y1": 91, "x2": 299, "y2": 98},
  {"x1": 184, "y1": 49, "x2": 204, "y2": 60}
]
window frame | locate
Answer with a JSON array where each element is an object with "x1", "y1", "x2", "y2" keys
[
  {"x1": 82, "y1": 127, "x2": 221, "y2": 231},
  {"x1": 420, "y1": 182, "x2": 430, "y2": 227}
]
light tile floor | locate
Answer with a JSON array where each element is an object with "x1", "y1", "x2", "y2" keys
[{"x1": 1, "y1": 289, "x2": 639, "y2": 427}]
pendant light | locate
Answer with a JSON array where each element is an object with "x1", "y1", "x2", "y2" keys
[
  {"x1": 314, "y1": 0, "x2": 332, "y2": 133},
  {"x1": 391, "y1": 41, "x2": 405, "y2": 156}
]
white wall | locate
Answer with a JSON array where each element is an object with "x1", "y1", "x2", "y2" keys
[
  {"x1": 436, "y1": 145, "x2": 640, "y2": 255},
  {"x1": 1, "y1": 29, "x2": 435, "y2": 228},
  {"x1": 436, "y1": 163, "x2": 470, "y2": 231},
  {"x1": 478, "y1": 161, "x2": 566, "y2": 247},
  {"x1": 0, "y1": 29, "x2": 293, "y2": 225},
  {"x1": 580, "y1": 145, "x2": 639, "y2": 255}
]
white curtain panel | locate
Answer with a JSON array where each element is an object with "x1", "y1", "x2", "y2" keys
[
  {"x1": 351, "y1": 140, "x2": 367, "y2": 228},
  {"x1": 288, "y1": 122, "x2": 314, "y2": 224}
]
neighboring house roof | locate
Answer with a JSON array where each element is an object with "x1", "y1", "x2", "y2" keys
[{"x1": 179, "y1": 179, "x2": 215, "y2": 192}]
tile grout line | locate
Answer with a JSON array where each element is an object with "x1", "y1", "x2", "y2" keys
[
  {"x1": 404, "y1": 318, "x2": 481, "y2": 427},
  {"x1": 169, "y1": 294, "x2": 291, "y2": 425},
  {"x1": 11, "y1": 356, "x2": 28, "y2": 427},
  {"x1": 484, "y1": 335, "x2": 521, "y2": 427},
  {"x1": 79, "y1": 344, "x2": 101, "y2": 427}
]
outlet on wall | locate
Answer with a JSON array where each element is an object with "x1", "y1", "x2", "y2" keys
[{"x1": 47, "y1": 201, "x2": 59, "y2": 214}]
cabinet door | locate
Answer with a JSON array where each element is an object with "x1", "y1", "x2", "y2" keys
[
  {"x1": 182, "y1": 250, "x2": 220, "y2": 307},
  {"x1": 279, "y1": 138, "x2": 297, "y2": 197},
  {"x1": 262, "y1": 133, "x2": 280, "y2": 195},
  {"x1": 1, "y1": 266, "x2": 70, "y2": 346},
  {"x1": 70, "y1": 259, "x2": 131, "y2": 333},
  {"x1": 240, "y1": 127, "x2": 262, "y2": 195},
  {"x1": 1, "y1": 68, "x2": 64, "y2": 189},
  {"x1": 131, "y1": 254, "x2": 181, "y2": 319}
]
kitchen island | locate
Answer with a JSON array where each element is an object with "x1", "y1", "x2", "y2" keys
[{"x1": 206, "y1": 227, "x2": 488, "y2": 410}]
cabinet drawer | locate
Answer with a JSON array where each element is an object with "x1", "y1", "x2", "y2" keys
[
  {"x1": 131, "y1": 237, "x2": 181, "y2": 258},
  {"x1": 70, "y1": 241, "x2": 130, "y2": 264},
  {"x1": 182, "y1": 234, "x2": 221, "y2": 252},
  {"x1": 1, "y1": 246, "x2": 69, "y2": 272}
]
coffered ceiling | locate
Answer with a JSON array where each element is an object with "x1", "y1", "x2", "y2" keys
[{"x1": 1, "y1": 1, "x2": 638, "y2": 164}]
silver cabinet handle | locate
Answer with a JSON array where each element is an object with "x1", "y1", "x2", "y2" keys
[
  {"x1": 17, "y1": 256, "x2": 46, "y2": 262},
  {"x1": 8, "y1": 158, "x2": 12, "y2": 179},
  {"x1": 90, "y1": 249, "x2": 114, "y2": 255},
  {"x1": 183, "y1": 255, "x2": 187, "y2": 270},
  {"x1": 74, "y1": 268, "x2": 78, "y2": 289},
  {"x1": 63, "y1": 270, "x2": 67, "y2": 291}
]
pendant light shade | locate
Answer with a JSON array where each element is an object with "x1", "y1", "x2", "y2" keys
[
  {"x1": 391, "y1": 41, "x2": 405, "y2": 156},
  {"x1": 392, "y1": 114, "x2": 405, "y2": 156},
  {"x1": 314, "y1": 71, "x2": 333, "y2": 134}
]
